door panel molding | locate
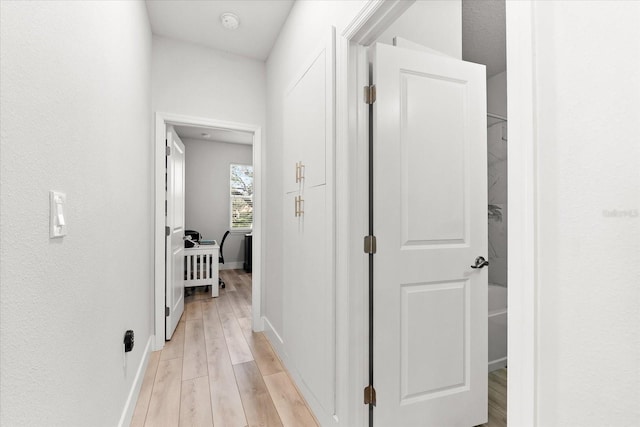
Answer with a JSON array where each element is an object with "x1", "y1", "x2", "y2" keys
[{"x1": 400, "y1": 279, "x2": 470, "y2": 403}]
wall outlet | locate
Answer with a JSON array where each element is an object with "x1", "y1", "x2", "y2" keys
[{"x1": 124, "y1": 330, "x2": 134, "y2": 353}]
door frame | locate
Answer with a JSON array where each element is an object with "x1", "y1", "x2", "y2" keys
[
  {"x1": 339, "y1": 1, "x2": 537, "y2": 426},
  {"x1": 153, "y1": 112, "x2": 264, "y2": 351}
]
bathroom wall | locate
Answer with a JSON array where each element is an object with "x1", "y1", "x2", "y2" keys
[{"x1": 487, "y1": 71, "x2": 507, "y2": 286}]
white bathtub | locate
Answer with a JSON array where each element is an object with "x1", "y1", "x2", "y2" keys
[{"x1": 488, "y1": 284, "x2": 507, "y2": 372}]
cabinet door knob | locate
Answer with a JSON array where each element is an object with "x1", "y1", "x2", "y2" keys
[
  {"x1": 296, "y1": 161, "x2": 305, "y2": 183},
  {"x1": 294, "y1": 195, "x2": 304, "y2": 217}
]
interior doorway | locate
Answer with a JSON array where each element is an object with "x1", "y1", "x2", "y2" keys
[
  {"x1": 340, "y1": 0, "x2": 532, "y2": 426},
  {"x1": 153, "y1": 113, "x2": 264, "y2": 351}
]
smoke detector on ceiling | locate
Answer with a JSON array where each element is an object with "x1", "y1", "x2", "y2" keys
[{"x1": 220, "y1": 13, "x2": 240, "y2": 30}]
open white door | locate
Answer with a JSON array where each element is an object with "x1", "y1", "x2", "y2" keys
[
  {"x1": 372, "y1": 42, "x2": 488, "y2": 426},
  {"x1": 165, "y1": 125, "x2": 185, "y2": 340}
]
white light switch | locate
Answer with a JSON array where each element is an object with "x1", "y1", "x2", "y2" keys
[{"x1": 50, "y1": 191, "x2": 67, "y2": 238}]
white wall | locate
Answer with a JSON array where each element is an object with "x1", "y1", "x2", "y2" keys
[
  {"x1": 151, "y1": 34, "x2": 265, "y2": 314},
  {"x1": 531, "y1": 2, "x2": 640, "y2": 425},
  {"x1": 183, "y1": 138, "x2": 253, "y2": 265},
  {"x1": 151, "y1": 35, "x2": 265, "y2": 127},
  {"x1": 0, "y1": 2, "x2": 153, "y2": 426},
  {"x1": 376, "y1": 0, "x2": 462, "y2": 59},
  {"x1": 487, "y1": 70, "x2": 507, "y2": 117}
]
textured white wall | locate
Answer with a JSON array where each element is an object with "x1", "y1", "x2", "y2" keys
[
  {"x1": 183, "y1": 138, "x2": 253, "y2": 265},
  {"x1": 151, "y1": 35, "x2": 265, "y2": 127},
  {"x1": 532, "y1": 2, "x2": 640, "y2": 425},
  {"x1": 0, "y1": 2, "x2": 153, "y2": 426},
  {"x1": 376, "y1": 0, "x2": 462, "y2": 59}
]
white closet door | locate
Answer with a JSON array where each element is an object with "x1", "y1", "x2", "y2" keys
[
  {"x1": 281, "y1": 27, "x2": 337, "y2": 426},
  {"x1": 285, "y1": 185, "x2": 334, "y2": 414},
  {"x1": 283, "y1": 27, "x2": 334, "y2": 191}
]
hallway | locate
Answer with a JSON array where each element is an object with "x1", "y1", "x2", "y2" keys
[{"x1": 131, "y1": 270, "x2": 318, "y2": 427}]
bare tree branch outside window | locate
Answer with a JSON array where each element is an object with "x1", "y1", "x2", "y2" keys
[{"x1": 230, "y1": 164, "x2": 253, "y2": 230}]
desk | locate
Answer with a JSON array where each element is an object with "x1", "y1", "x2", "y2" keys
[
  {"x1": 184, "y1": 243, "x2": 219, "y2": 298},
  {"x1": 244, "y1": 234, "x2": 252, "y2": 272}
]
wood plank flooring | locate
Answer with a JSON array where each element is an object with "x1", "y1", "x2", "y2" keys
[
  {"x1": 131, "y1": 269, "x2": 318, "y2": 427},
  {"x1": 132, "y1": 269, "x2": 506, "y2": 426},
  {"x1": 479, "y1": 368, "x2": 507, "y2": 427}
]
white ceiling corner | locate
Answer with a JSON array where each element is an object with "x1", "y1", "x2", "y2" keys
[
  {"x1": 145, "y1": 0, "x2": 295, "y2": 61},
  {"x1": 462, "y1": 0, "x2": 506, "y2": 77}
]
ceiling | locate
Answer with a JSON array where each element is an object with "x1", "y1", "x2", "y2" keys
[
  {"x1": 146, "y1": 0, "x2": 505, "y2": 76},
  {"x1": 462, "y1": 0, "x2": 506, "y2": 77},
  {"x1": 145, "y1": 0, "x2": 295, "y2": 61},
  {"x1": 174, "y1": 125, "x2": 253, "y2": 145}
]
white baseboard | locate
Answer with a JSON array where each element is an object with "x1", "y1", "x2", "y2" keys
[
  {"x1": 220, "y1": 261, "x2": 244, "y2": 270},
  {"x1": 262, "y1": 317, "x2": 335, "y2": 426},
  {"x1": 263, "y1": 316, "x2": 284, "y2": 347},
  {"x1": 118, "y1": 335, "x2": 153, "y2": 427},
  {"x1": 489, "y1": 357, "x2": 508, "y2": 373}
]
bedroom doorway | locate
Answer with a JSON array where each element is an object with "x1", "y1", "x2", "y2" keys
[{"x1": 153, "y1": 113, "x2": 264, "y2": 351}]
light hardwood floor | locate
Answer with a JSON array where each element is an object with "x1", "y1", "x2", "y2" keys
[
  {"x1": 479, "y1": 368, "x2": 507, "y2": 427},
  {"x1": 131, "y1": 269, "x2": 318, "y2": 427}
]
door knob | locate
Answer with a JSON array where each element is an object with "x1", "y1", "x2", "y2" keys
[{"x1": 471, "y1": 256, "x2": 489, "y2": 269}]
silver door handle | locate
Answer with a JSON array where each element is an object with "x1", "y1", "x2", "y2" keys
[{"x1": 471, "y1": 256, "x2": 489, "y2": 269}]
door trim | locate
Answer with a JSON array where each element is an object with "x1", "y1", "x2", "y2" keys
[
  {"x1": 153, "y1": 112, "x2": 264, "y2": 351},
  {"x1": 341, "y1": 1, "x2": 538, "y2": 426},
  {"x1": 505, "y1": 2, "x2": 537, "y2": 425},
  {"x1": 339, "y1": 3, "x2": 415, "y2": 426}
]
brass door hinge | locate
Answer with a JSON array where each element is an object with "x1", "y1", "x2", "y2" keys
[
  {"x1": 364, "y1": 235, "x2": 377, "y2": 254},
  {"x1": 166, "y1": 145, "x2": 171, "y2": 156},
  {"x1": 364, "y1": 385, "x2": 376, "y2": 406},
  {"x1": 364, "y1": 85, "x2": 376, "y2": 104}
]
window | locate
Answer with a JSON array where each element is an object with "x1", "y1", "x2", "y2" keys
[{"x1": 230, "y1": 164, "x2": 253, "y2": 230}]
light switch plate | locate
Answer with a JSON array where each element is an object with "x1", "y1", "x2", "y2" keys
[{"x1": 50, "y1": 191, "x2": 67, "y2": 238}]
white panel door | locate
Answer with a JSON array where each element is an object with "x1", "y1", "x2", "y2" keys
[
  {"x1": 165, "y1": 125, "x2": 185, "y2": 340},
  {"x1": 372, "y1": 42, "x2": 488, "y2": 426},
  {"x1": 283, "y1": 27, "x2": 334, "y2": 192}
]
